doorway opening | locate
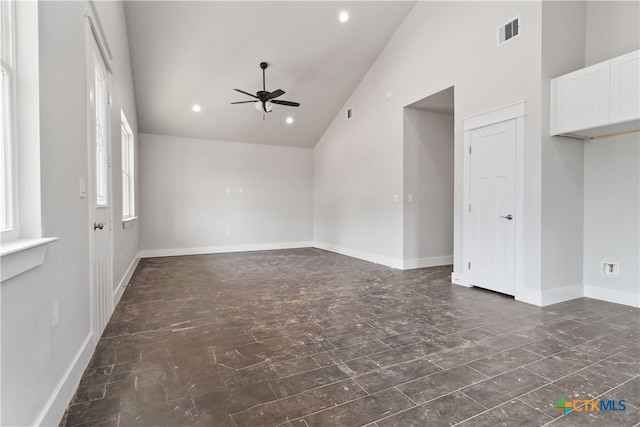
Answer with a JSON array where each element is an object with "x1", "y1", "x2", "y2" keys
[{"x1": 402, "y1": 86, "x2": 454, "y2": 269}]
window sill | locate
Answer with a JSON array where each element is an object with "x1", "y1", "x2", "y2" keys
[
  {"x1": 122, "y1": 217, "x2": 138, "y2": 229},
  {"x1": 1, "y1": 237, "x2": 59, "y2": 282}
]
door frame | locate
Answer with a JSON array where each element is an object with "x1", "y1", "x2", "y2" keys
[
  {"x1": 456, "y1": 102, "x2": 526, "y2": 300},
  {"x1": 85, "y1": 2, "x2": 114, "y2": 344}
]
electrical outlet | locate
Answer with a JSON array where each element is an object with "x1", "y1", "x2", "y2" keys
[
  {"x1": 601, "y1": 261, "x2": 620, "y2": 278},
  {"x1": 226, "y1": 187, "x2": 231, "y2": 194}
]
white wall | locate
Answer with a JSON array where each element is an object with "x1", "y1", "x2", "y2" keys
[
  {"x1": 585, "y1": 1, "x2": 640, "y2": 67},
  {"x1": 583, "y1": 136, "x2": 640, "y2": 306},
  {"x1": 139, "y1": 134, "x2": 313, "y2": 256},
  {"x1": 540, "y1": 1, "x2": 586, "y2": 304},
  {"x1": 403, "y1": 108, "x2": 454, "y2": 269},
  {"x1": 314, "y1": 1, "x2": 543, "y2": 297},
  {"x1": 1, "y1": 1, "x2": 139, "y2": 425},
  {"x1": 581, "y1": 0, "x2": 640, "y2": 307}
]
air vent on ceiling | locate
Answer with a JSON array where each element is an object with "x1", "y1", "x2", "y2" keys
[{"x1": 498, "y1": 17, "x2": 520, "y2": 46}]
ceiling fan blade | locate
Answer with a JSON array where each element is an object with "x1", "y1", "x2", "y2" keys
[
  {"x1": 271, "y1": 99, "x2": 300, "y2": 107},
  {"x1": 267, "y1": 89, "x2": 285, "y2": 100},
  {"x1": 233, "y1": 88, "x2": 258, "y2": 99},
  {"x1": 231, "y1": 100, "x2": 258, "y2": 104}
]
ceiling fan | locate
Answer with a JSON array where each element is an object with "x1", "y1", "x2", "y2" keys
[{"x1": 231, "y1": 62, "x2": 300, "y2": 114}]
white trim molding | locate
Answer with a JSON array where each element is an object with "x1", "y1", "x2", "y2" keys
[
  {"x1": 140, "y1": 241, "x2": 314, "y2": 259},
  {"x1": 313, "y1": 241, "x2": 403, "y2": 269},
  {"x1": 113, "y1": 252, "x2": 140, "y2": 306},
  {"x1": 462, "y1": 101, "x2": 526, "y2": 131},
  {"x1": 35, "y1": 333, "x2": 94, "y2": 426},
  {"x1": 84, "y1": 0, "x2": 113, "y2": 73},
  {"x1": 122, "y1": 216, "x2": 138, "y2": 229},
  {"x1": 539, "y1": 284, "x2": 583, "y2": 306},
  {"x1": 0, "y1": 237, "x2": 58, "y2": 282},
  {"x1": 584, "y1": 285, "x2": 640, "y2": 308},
  {"x1": 402, "y1": 256, "x2": 453, "y2": 270}
]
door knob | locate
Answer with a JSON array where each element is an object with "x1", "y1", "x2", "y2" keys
[
  {"x1": 499, "y1": 214, "x2": 513, "y2": 220},
  {"x1": 94, "y1": 222, "x2": 104, "y2": 230}
]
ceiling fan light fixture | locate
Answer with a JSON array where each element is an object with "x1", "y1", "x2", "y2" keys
[
  {"x1": 255, "y1": 101, "x2": 273, "y2": 112},
  {"x1": 233, "y1": 62, "x2": 300, "y2": 116},
  {"x1": 286, "y1": 116, "x2": 294, "y2": 124},
  {"x1": 192, "y1": 104, "x2": 201, "y2": 112},
  {"x1": 339, "y1": 11, "x2": 349, "y2": 23}
]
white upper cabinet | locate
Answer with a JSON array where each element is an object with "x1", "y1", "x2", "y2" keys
[
  {"x1": 551, "y1": 50, "x2": 640, "y2": 138},
  {"x1": 610, "y1": 50, "x2": 640, "y2": 123}
]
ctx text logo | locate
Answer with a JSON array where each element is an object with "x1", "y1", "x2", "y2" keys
[{"x1": 555, "y1": 397, "x2": 627, "y2": 415}]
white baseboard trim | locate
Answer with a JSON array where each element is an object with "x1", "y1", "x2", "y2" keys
[
  {"x1": 584, "y1": 285, "x2": 640, "y2": 308},
  {"x1": 35, "y1": 333, "x2": 94, "y2": 426},
  {"x1": 113, "y1": 252, "x2": 140, "y2": 306},
  {"x1": 539, "y1": 284, "x2": 583, "y2": 306},
  {"x1": 312, "y1": 241, "x2": 403, "y2": 269},
  {"x1": 515, "y1": 287, "x2": 543, "y2": 306},
  {"x1": 140, "y1": 241, "x2": 313, "y2": 259},
  {"x1": 451, "y1": 271, "x2": 472, "y2": 287},
  {"x1": 402, "y1": 255, "x2": 453, "y2": 270}
]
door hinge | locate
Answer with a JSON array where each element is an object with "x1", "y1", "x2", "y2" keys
[
  {"x1": 469, "y1": 146, "x2": 472, "y2": 155},
  {"x1": 108, "y1": 94, "x2": 112, "y2": 105},
  {"x1": 468, "y1": 262, "x2": 471, "y2": 270},
  {"x1": 468, "y1": 204, "x2": 471, "y2": 213},
  {"x1": 108, "y1": 156, "x2": 112, "y2": 168}
]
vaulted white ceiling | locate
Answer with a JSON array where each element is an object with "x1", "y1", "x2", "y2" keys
[{"x1": 124, "y1": 1, "x2": 415, "y2": 148}]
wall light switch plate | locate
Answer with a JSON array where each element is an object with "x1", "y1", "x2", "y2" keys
[
  {"x1": 392, "y1": 194, "x2": 399, "y2": 203},
  {"x1": 79, "y1": 178, "x2": 86, "y2": 198}
]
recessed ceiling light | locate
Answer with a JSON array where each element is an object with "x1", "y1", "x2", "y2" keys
[
  {"x1": 339, "y1": 11, "x2": 349, "y2": 23},
  {"x1": 286, "y1": 117, "x2": 294, "y2": 124},
  {"x1": 192, "y1": 104, "x2": 201, "y2": 112}
]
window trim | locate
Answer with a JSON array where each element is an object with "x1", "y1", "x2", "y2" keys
[
  {"x1": 1, "y1": 0, "x2": 18, "y2": 242},
  {"x1": 0, "y1": 0, "x2": 57, "y2": 282},
  {"x1": 120, "y1": 110, "x2": 136, "y2": 224}
]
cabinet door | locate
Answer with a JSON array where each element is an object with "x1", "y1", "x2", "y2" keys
[
  {"x1": 555, "y1": 61, "x2": 610, "y2": 134},
  {"x1": 610, "y1": 50, "x2": 640, "y2": 123}
]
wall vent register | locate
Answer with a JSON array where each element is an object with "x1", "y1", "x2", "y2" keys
[{"x1": 498, "y1": 17, "x2": 520, "y2": 45}]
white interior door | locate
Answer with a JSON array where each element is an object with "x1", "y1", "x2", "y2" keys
[
  {"x1": 468, "y1": 119, "x2": 516, "y2": 295},
  {"x1": 88, "y1": 32, "x2": 113, "y2": 340}
]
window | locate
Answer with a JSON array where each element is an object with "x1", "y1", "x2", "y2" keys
[
  {"x1": 121, "y1": 110, "x2": 135, "y2": 221},
  {"x1": 0, "y1": 0, "x2": 57, "y2": 282},
  {"x1": 1, "y1": 0, "x2": 17, "y2": 241}
]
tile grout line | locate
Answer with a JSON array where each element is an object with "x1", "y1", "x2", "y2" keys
[
  {"x1": 460, "y1": 390, "x2": 489, "y2": 410},
  {"x1": 451, "y1": 345, "x2": 638, "y2": 424},
  {"x1": 393, "y1": 385, "x2": 418, "y2": 407},
  {"x1": 229, "y1": 377, "x2": 365, "y2": 418}
]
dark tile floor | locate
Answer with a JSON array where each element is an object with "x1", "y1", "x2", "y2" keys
[{"x1": 61, "y1": 248, "x2": 640, "y2": 426}]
